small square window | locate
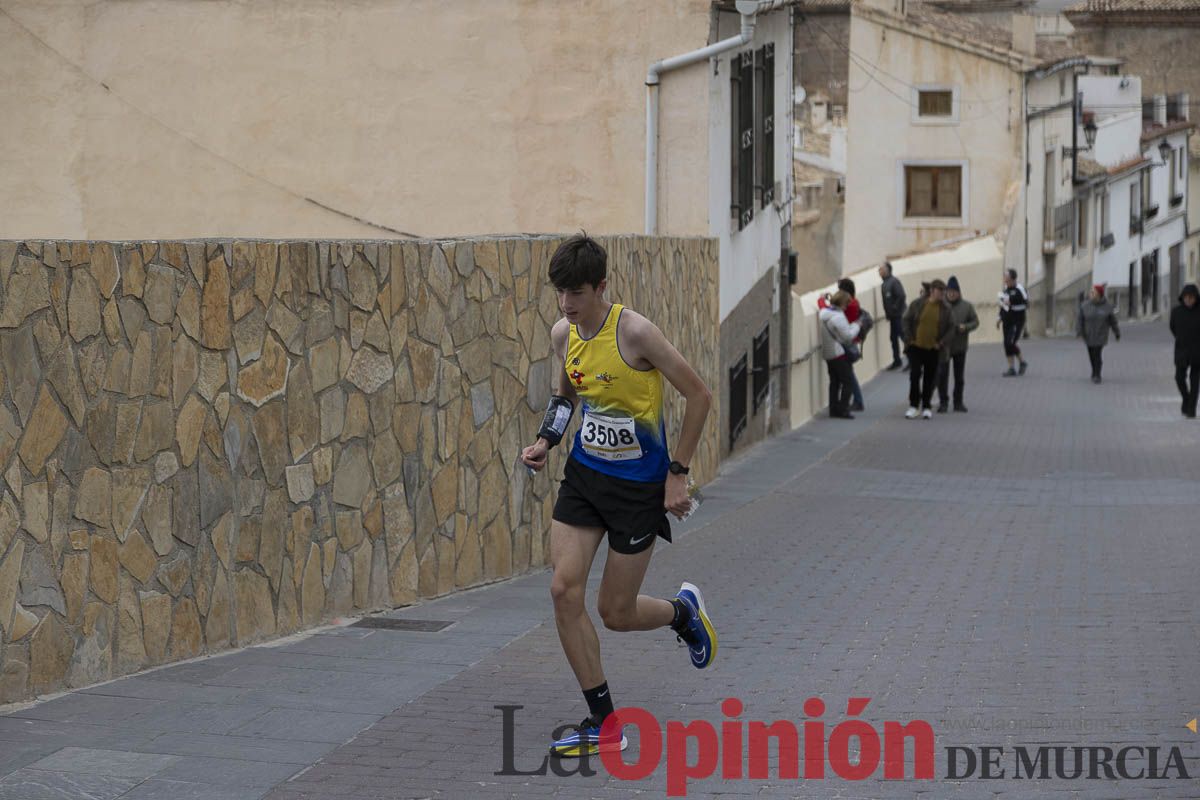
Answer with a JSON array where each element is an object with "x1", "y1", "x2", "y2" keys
[{"x1": 918, "y1": 90, "x2": 953, "y2": 117}]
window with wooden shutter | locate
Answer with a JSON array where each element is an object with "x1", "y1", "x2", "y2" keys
[
  {"x1": 905, "y1": 165, "x2": 961, "y2": 218},
  {"x1": 730, "y1": 50, "x2": 755, "y2": 230},
  {"x1": 918, "y1": 90, "x2": 953, "y2": 117},
  {"x1": 1076, "y1": 196, "x2": 1088, "y2": 250},
  {"x1": 756, "y1": 44, "x2": 775, "y2": 209},
  {"x1": 935, "y1": 168, "x2": 960, "y2": 216}
]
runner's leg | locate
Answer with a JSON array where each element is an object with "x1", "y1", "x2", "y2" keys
[
  {"x1": 596, "y1": 541, "x2": 673, "y2": 632},
  {"x1": 550, "y1": 520, "x2": 607, "y2": 689}
]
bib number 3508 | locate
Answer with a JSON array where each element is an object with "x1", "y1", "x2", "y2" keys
[{"x1": 581, "y1": 412, "x2": 642, "y2": 462}]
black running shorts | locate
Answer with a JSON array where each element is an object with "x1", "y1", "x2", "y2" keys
[{"x1": 553, "y1": 456, "x2": 672, "y2": 555}]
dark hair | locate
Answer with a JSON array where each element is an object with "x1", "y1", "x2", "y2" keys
[
  {"x1": 548, "y1": 233, "x2": 607, "y2": 290},
  {"x1": 929, "y1": 278, "x2": 946, "y2": 292},
  {"x1": 837, "y1": 278, "x2": 856, "y2": 297},
  {"x1": 881, "y1": 261, "x2": 893, "y2": 275},
  {"x1": 1006, "y1": 268, "x2": 1018, "y2": 281}
]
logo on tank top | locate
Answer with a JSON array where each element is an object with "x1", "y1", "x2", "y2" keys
[
  {"x1": 570, "y1": 369, "x2": 586, "y2": 388},
  {"x1": 595, "y1": 372, "x2": 614, "y2": 385}
]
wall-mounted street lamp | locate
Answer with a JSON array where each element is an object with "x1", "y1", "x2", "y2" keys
[
  {"x1": 1157, "y1": 139, "x2": 1173, "y2": 163},
  {"x1": 1062, "y1": 117, "x2": 1098, "y2": 159}
]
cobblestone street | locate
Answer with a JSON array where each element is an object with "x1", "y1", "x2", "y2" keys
[{"x1": 3, "y1": 322, "x2": 1198, "y2": 799}]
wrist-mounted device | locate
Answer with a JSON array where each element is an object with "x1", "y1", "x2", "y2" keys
[
  {"x1": 668, "y1": 460, "x2": 690, "y2": 475},
  {"x1": 538, "y1": 396, "x2": 575, "y2": 449}
]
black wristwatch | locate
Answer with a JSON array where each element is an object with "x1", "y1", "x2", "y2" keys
[{"x1": 668, "y1": 460, "x2": 690, "y2": 476}]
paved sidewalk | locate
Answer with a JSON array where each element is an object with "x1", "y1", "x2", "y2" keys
[{"x1": 2, "y1": 322, "x2": 1198, "y2": 799}]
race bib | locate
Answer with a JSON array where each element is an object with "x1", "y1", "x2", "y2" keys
[{"x1": 580, "y1": 410, "x2": 643, "y2": 462}]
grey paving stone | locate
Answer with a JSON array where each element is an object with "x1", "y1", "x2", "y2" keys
[
  {"x1": 117, "y1": 779, "x2": 270, "y2": 800},
  {"x1": 132, "y1": 732, "x2": 335, "y2": 765},
  {"x1": 126, "y1": 702, "x2": 272, "y2": 736},
  {"x1": 80, "y1": 678, "x2": 249, "y2": 706},
  {"x1": 0, "y1": 740, "x2": 62, "y2": 777},
  {"x1": 11, "y1": 694, "x2": 162, "y2": 725},
  {"x1": 229, "y1": 708, "x2": 383, "y2": 744},
  {"x1": 0, "y1": 769, "x2": 139, "y2": 800},
  {"x1": 24, "y1": 747, "x2": 179, "y2": 779},
  {"x1": 154, "y1": 757, "x2": 302, "y2": 788}
]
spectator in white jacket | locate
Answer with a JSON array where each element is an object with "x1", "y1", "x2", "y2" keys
[{"x1": 818, "y1": 291, "x2": 862, "y2": 419}]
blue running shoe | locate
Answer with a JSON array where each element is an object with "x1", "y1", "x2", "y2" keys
[
  {"x1": 675, "y1": 581, "x2": 717, "y2": 669},
  {"x1": 549, "y1": 717, "x2": 627, "y2": 758}
]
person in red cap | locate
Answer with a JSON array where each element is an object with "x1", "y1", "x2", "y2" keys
[{"x1": 1076, "y1": 283, "x2": 1120, "y2": 383}]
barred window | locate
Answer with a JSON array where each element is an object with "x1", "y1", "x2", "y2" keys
[
  {"x1": 729, "y1": 354, "x2": 748, "y2": 448},
  {"x1": 918, "y1": 90, "x2": 953, "y2": 117},
  {"x1": 752, "y1": 324, "x2": 770, "y2": 414}
]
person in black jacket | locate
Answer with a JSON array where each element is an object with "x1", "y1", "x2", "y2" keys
[
  {"x1": 997, "y1": 269, "x2": 1029, "y2": 376},
  {"x1": 1170, "y1": 283, "x2": 1200, "y2": 418},
  {"x1": 878, "y1": 261, "x2": 907, "y2": 370}
]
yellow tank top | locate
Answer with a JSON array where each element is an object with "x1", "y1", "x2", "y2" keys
[{"x1": 566, "y1": 304, "x2": 669, "y2": 482}]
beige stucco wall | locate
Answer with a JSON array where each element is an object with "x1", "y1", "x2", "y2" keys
[
  {"x1": 0, "y1": 0, "x2": 712, "y2": 240},
  {"x1": 843, "y1": 6, "x2": 1023, "y2": 274}
]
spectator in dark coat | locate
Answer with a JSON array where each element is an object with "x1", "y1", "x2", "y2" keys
[
  {"x1": 1076, "y1": 284, "x2": 1120, "y2": 384},
  {"x1": 936, "y1": 275, "x2": 979, "y2": 412},
  {"x1": 901, "y1": 279, "x2": 954, "y2": 419},
  {"x1": 1170, "y1": 283, "x2": 1200, "y2": 418},
  {"x1": 878, "y1": 261, "x2": 907, "y2": 371}
]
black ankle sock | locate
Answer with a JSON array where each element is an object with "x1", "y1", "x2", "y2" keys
[
  {"x1": 669, "y1": 598, "x2": 689, "y2": 633},
  {"x1": 583, "y1": 682, "x2": 614, "y2": 724}
]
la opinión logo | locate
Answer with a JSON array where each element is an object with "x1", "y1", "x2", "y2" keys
[
  {"x1": 497, "y1": 697, "x2": 936, "y2": 796},
  {"x1": 495, "y1": 699, "x2": 1194, "y2": 797}
]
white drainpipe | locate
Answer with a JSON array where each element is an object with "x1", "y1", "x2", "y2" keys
[{"x1": 645, "y1": 0, "x2": 785, "y2": 235}]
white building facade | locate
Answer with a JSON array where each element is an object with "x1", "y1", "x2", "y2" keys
[{"x1": 1075, "y1": 76, "x2": 1192, "y2": 317}]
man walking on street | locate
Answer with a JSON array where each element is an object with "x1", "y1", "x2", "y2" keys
[
  {"x1": 1076, "y1": 284, "x2": 1120, "y2": 384},
  {"x1": 520, "y1": 234, "x2": 716, "y2": 758},
  {"x1": 998, "y1": 268, "x2": 1029, "y2": 376},
  {"x1": 936, "y1": 275, "x2": 979, "y2": 412},
  {"x1": 1169, "y1": 283, "x2": 1200, "y2": 418},
  {"x1": 903, "y1": 278, "x2": 953, "y2": 419},
  {"x1": 879, "y1": 261, "x2": 907, "y2": 371}
]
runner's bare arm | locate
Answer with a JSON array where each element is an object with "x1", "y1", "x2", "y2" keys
[
  {"x1": 521, "y1": 319, "x2": 575, "y2": 470},
  {"x1": 550, "y1": 318, "x2": 577, "y2": 404},
  {"x1": 620, "y1": 311, "x2": 711, "y2": 469}
]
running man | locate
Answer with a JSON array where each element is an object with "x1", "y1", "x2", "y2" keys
[
  {"x1": 520, "y1": 234, "x2": 715, "y2": 758},
  {"x1": 998, "y1": 268, "x2": 1029, "y2": 376}
]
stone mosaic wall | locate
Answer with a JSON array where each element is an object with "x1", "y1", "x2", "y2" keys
[{"x1": 0, "y1": 235, "x2": 720, "y2": 704}]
